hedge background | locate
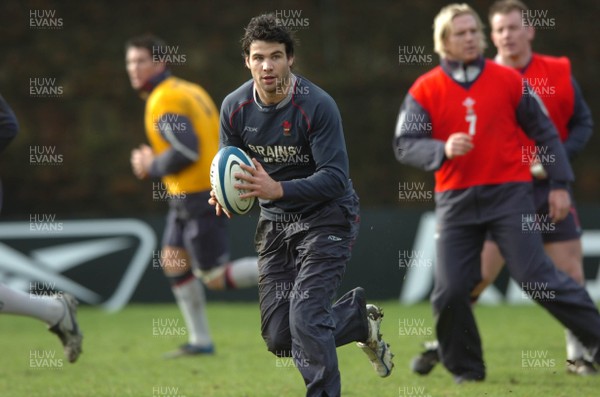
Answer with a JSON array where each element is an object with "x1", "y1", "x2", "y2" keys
[{"x1": 0, "y1": 0, "x2": 598, "y2": 218}]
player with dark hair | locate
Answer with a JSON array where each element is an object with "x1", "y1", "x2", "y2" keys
[
  {"x1": 210, "y1": 13, "x2": 393, "y2": 396},
  {"x1": 394, "y1": 3, "x2": 600, "y2": 383},
  {"x1": 410, "y1": 0, "x2": 596, "y2": 377},
  {"x1": 0, "y1": 94, "x2": 82, "y2": 363},
  {"x1": 126, "y1": 34, "x2": 258, "y2": 358}
]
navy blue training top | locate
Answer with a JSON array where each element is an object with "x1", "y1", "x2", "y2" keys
[{"x1": 220, "y1": 74, "x2": 357, "y2": 219}]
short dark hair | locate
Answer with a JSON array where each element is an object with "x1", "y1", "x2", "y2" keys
[
  {"x1": 125, "y1": 33, "x2": 167, "y2": 56},
  {"x1": 489, "y1": 0, "x2": 529, "y2": 22},
  {"x1": 240, "y1": 14, "x2": 295, "y2": 58}
]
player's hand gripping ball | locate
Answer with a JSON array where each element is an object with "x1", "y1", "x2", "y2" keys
[{"x1": 210, "y1": 146, "x2": 256, "y2": 215}]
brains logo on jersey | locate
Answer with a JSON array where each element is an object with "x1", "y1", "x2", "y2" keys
[{"x1": 282, "y1": 120, "x2": 292, "y2": 136}]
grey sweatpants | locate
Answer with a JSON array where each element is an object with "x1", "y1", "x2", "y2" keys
[
  {"x1": 254, "y1": 199, "x2": 368, "y2": 397},
  {"x1": 433, "y1": 182, "x2": 600, "y2": 379}
]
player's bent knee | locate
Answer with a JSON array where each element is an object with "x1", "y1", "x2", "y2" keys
[
  {"x1": 160, "y1": 246, "x2": 191, "y2": 274},
  {"x1": 161, "y1": 262, "x2": 191, "y2": 276},
  {"x1": 194, "y1": 266, "x2": 226, "y2": 290},
  {"x1": 263, "y1": 333, "x2": 292, "y2": 356}
]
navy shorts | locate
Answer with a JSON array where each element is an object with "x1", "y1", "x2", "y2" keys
[
  {"x1": 531, "y1": 180, "x2": 581, "y2": 242},
  {"x1": 486, "y1": 180, "x2": 581, "y2": 243},
  {"x1": 162, "y1": 191, "x2": 230, "y2": 271}
]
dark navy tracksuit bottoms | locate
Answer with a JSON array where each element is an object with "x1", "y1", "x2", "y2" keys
[
  {"x1": 255, "y1": 200, "x2": 368, "y2": 397},
  {"x1": 432, "y1": 182, "x2": 600, "y2": 379}
]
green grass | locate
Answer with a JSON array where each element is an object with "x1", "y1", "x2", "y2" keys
[{"x1": 1, "y1": 302, "x2": 598, "y2": 396}]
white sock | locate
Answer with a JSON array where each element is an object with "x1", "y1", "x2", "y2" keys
[
  {"x1": 226, "y1": 257, "x2": 259, "y2": 289},
  {"x1": 172, "y1": 278, "x2": 212, "y2": 347},
  {"x1": 565, "y1": 328, "x2": 585, "y2": 360},
  {"x1": 0, "y1": 283, "x2": 64, "y2": 326}
]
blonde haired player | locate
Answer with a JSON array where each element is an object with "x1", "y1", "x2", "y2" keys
[
  {"x1": 396, "y1": 3, "x2": 600, "y2": 383},
  {"x1": 411, "y1": 0, "x2": 595, "y2": 376}
]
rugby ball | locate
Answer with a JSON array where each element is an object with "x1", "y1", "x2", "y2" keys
[{"x1": 210, "y1": 146, "x2": 256, "y2": 215}]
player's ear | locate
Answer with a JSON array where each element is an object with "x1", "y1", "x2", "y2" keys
[
  {"x1": 244, "y1": 56, "x2": 250, "y2": 69},
  {"x1": 287, "y1": 55, "x2": 294, "y2": 68}
]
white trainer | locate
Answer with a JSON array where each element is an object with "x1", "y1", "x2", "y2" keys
[
  {"x1": 357, "y1": 304, "x2": 394, "y2": 377},
  {"x1": 48, "y1": 293, "x2": 83, "y2": 363}
]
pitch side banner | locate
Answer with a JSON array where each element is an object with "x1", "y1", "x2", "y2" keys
[
  {"x1": 398, "y1": 212, "x2": 600, "y2": 305},
  {"x1": 0, "y1": 211, "x2": 598, "y2": 311},
  {"x1": 0, "y1": 219, "x2": 156, "y2": 312}
]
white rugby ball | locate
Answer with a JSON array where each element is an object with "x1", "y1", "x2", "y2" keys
[{"x1": 210, "y1": 146, "x2": 256, "y2": 215}]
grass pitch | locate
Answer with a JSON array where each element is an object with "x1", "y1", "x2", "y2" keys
[{"x1": 0, "y1": 301, "x2": 598, "y2": 396}]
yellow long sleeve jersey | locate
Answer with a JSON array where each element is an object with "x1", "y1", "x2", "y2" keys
[{"x1": 144, "y1": 75, "x2": 219, "y2": 195}]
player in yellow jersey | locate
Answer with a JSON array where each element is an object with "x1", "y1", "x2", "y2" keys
[{"x1": 126, "y1": 34, "x2": 258, "y2": 357}]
